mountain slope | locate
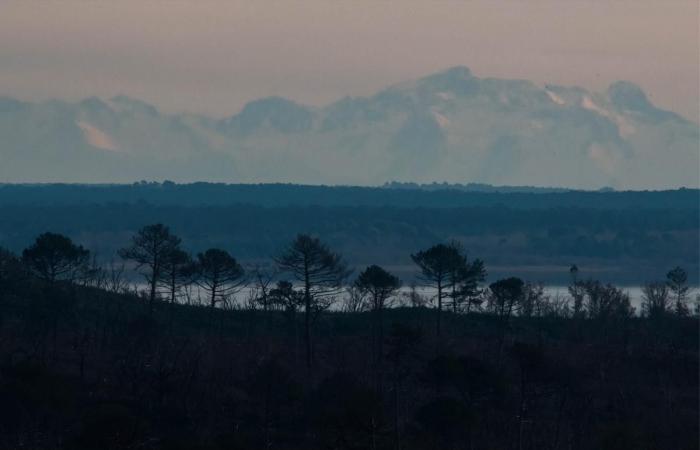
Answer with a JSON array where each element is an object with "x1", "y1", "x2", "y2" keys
[{"x1": 1, "y1": 67, "x2": 697, "y2": 188}]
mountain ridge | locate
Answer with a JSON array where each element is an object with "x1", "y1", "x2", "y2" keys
[{"x1": 1, "y1": 66, "x2": 697, "y2": 189}]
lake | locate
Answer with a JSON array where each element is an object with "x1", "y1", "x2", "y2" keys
[{"x1": 134, "y1": 283, "x2": 688, "y2": 315}]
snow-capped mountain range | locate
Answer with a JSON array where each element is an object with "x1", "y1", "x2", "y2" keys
[{"x1": 1, "y1": 66, "x2": 697, "y2": 189}]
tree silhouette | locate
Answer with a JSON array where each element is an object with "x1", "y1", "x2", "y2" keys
[
  {"x1": 411, "y1": 243, "x2": 463, "y2": 337},
  {"x1": 489, "y1": 277, "x2": 524, "y2": 361},
  {"x1": 118, "y1": 224, "x2": 181, "y2": 315},
  {"x1": 0, "y1": 222, "x2": 698, "y2": 449},
  {"x1": 666, "y1": 266, "x2": 690, "y2": 316},
  {"x1": 568, "y1": 265, "x2": 586, "y2": 317},
  {"x1": 248, "y1": 263, "x2": 278, "y2": 316},
  {"x1": 489, "y1": 277, "x2": 524, "y2": 321},
  {"x1": 641, "y1": 282, "x2": 670, "y2": 319},
  {"x1": 22, "y1": 232, "x2": 90, "y2": 284},
  {"x1": 0, "y1": 247, "x2": 26, "y2": 292},
  {"x1": 578, "y1": 280, "x2": 634, "y2": 320},
  {"x1": 447, "y1": 243, "x2": 486, "y2": 314},
  {"x1": 194, "y1": 248, "x2": 244, "y2": 310},
  {"x1": 269, "y1": 280, "x2": 305, "y2": 364},
  {"x1": 275, "y1": 234, "x2": 350, "y2": 368},
  {"x1": 269, "y1": 280, "x2": 305, "y2": 312},
  {"x1": 520, "y1": 282, "x2": 546, "y2": 318},
  {"x1": 160, "y1": 247, "x2": 194, "y2": 305},
  {"x1": 355, "y1": 265, "x2": 401, "y2": 377}
]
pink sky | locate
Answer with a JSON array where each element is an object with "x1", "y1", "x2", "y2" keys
[{"x1": 1, "y1": 0, "x2": 698, "y2": 121}]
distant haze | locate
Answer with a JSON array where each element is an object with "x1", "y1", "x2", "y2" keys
[{"x1": 1, "y1": 0, "x2": 698, "y2": 122}]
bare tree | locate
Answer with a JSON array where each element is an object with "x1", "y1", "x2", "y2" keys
[
  {"x1": 541, "y1": 292, "x2": 571, "y2": 318},
  {"x1": 105, "y1": 259, "x2": 129, "y2": 294},
  {"x1": 119, "y1": 224, "x2": 181, "y2": 315},
  {"x1": 401, "y1": 282, "x2": 428, "y2": 308},
  {"x1": 248, "y1": 263, "x2": 278, "y2": 314},
  {"x1": 641, "y1": 282, "x2": 670, "y2": 319},
  {"x1": 520, "y1": 282, "x2": 546, "y2": 318},
  {"x1": 578, "y1": 280, "x2": 634, "y2": 320},
  {"x1": 275, "y1": 234, "x2": 350, "y2": 368},
  {"x1": 342, "y1": 285, "x2": 369, "y2": 313}
]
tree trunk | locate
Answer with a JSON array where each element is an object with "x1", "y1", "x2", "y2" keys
[
  {"x1": 304, "y1": 263, "x2": 312, "y2": 369},
  {"x1": 378, "y1": 303, "x2": 384, "y2": 363},
  {"x1": 451, "y1": 278, "x2": 457, "y2": 313},
  {"x1": 209, "y1": 284, "x2": 217, "y2": 309},
  {"x1": 170, "y1": 271, "x2": 176, "y2": 304},
  {"x1": 293, "y1": 309, "x2": 300, "y2": 368},
  {"x1": 149, "y1": 273, "x2": 157, "y2": 316},
  {"x1": 436, "y1": 281, "x2": 442, "y2": 337}
]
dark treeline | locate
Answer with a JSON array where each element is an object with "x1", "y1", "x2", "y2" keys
[
  {"x1": 0, "y1": 182, "x2": 698, "y2": 209},
  {"x1": 1, "y1": 183, "x2": 697, "y2": 285},
  {"x1": 0, "y1": 203, "x2": 697, "y2": 285},
  {"x1": 383, "y1": 181, "x2": 580, "y2": 193},
  {"x1": 0, "y1": 226, "x2": 697, "y2": 449}
]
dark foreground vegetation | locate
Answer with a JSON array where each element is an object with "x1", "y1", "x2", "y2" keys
[{"x1": 0, "y1": 226, "x2": 698, "y2": 450}]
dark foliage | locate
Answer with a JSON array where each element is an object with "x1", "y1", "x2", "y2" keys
[
  {"x1": 22, "y1": 232, "x2": 90, "y2": 283},
  {"x1": 0, "y1": 230, "x2": 697, "y2": 449}
]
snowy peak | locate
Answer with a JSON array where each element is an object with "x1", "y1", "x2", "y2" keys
[
  {"x1": 223, "y1": 96, "x2": 316, "y2": 135},
  {"x1": 607, "y1": 81, "x2": 681, "y2": 123},
  {"x1": 608, "y1": 80, "x2": 654, "y2": 112},
  {"x1": 108, "y1": 95, "x2": 159, "y2": 116},
  {"x1": 0, "y1": 67, "x2": 697, "y2": 189},
  {"x1": 76, "y1": 120, "x2": 119, "y2": 152},
  {"x1": 417, "y1": 65, "x2": 478, "y2": 96}
]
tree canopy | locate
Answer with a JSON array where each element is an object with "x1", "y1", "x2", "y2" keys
[{"x1": 22, "y1": 232, "x2": 89, "y2": 283}]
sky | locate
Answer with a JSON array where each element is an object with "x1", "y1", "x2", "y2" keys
[{"x1": 1, "y1": 1, "x2": 698, "y2": 122}]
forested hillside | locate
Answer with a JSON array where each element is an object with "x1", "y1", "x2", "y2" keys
[
  {"x1": 0, "y1": 229, "x2": 697, "y2": 449},
  {"x1": 1, "y1": 182, "x2": 698, "y2": 209},
  {"x1": 0, "y1": 183, "x2": 697, "y2": 283}
]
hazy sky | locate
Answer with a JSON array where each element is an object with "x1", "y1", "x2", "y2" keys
[{"x1": 1, "y1": 0, "x2": 698, "y2": 121}]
